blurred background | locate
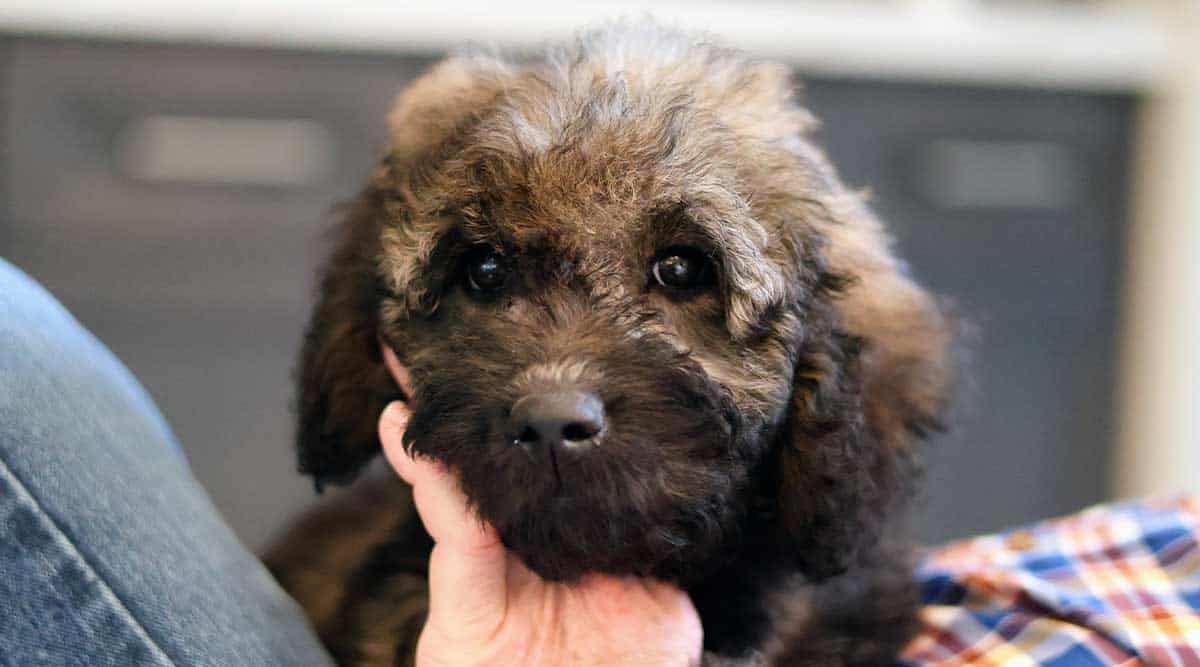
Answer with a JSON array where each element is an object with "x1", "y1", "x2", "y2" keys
[{"x1": 0, "y1": 0, "x2": 1196, "y2": 552}]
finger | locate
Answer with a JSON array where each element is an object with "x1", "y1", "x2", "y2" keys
[
  {"x1": 380, "y1": 342, "x2": 416, "y2": 399},
  {"x1": 426, "y1": 542, "x2": 509, "y2": 639},
  {"x1": 378, "y1": 402, "x2": 509, "y2": 633},
  {"x1": 378, "y1": 403, "x2": 495, "y2": 549},
  {"x1": 378, "y1": 400, "x2": 417, "y2": 485}
]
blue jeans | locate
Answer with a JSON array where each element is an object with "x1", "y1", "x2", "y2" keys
[{"x1": 0, "y1": 258, "x2": 332, "y2": 666}]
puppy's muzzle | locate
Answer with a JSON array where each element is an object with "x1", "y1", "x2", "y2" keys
[{"x1": 509, "y1": 391, "x2": 605, "y2": 450}]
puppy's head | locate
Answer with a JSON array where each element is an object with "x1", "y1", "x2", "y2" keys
[{"x1": 296, "y1": 25, "x2": 955, "y2": 583}]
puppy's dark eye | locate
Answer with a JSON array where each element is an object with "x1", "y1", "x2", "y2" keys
[
  {"x1": 465, "y1": 246, "x2": 509, "y2": 294},
  {"x1": 652, "y1": 247, "x2": 712, "y2": 290}
]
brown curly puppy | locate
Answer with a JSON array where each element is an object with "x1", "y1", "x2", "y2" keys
[{"x1": 266, "y1": 22, "x2": 956, "y2": 666}]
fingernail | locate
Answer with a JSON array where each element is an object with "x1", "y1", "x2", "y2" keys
[{"x1": 381, "y1": 401, "x2": 410, "y2": 427}]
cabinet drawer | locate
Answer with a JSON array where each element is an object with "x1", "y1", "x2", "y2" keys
[
  {"x1": 2, "y1": 40, "x2": 435, "y2": 305},
  {"x1": 3, "y1": 40, "x2": 432, "y2": 234},
  {"x1": 803, "y1": 78, "x2": 1134, "y2": 540}
]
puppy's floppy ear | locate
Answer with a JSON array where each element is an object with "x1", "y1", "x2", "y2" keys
[
  {"x1": 296, "y1": 190, "x2": 398, "y2": 489},
  {"x1": 770, "y1": 186, "x2": 956, "y2": 579},
  {"x1": 296, "y1": 56, "x2": 508, "y2": 489}
]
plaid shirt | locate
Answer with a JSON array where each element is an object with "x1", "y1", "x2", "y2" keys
[{"x1": 900, "y1": 496, "x2": 1200, "y2": 666}]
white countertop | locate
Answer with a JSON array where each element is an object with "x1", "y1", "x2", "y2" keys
[{"x1": 0, "y1": 1, "x2": 1173, "y2": 92}]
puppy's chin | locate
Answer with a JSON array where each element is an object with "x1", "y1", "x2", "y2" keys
[
  {"x1": 467, "y1": 429, "x2": 748, "y2": 583},
  {"x1": 403, "y1": 372, "x2": 753, "y2": 582}
]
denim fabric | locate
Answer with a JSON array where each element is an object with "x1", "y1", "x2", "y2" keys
[{"x1": 0, "y1": 258, "x2": 332, "y2": 666}]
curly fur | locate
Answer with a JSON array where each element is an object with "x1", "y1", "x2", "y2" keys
[{"x1": 267, "y1": 22, "x2": 956, "y2": 666}]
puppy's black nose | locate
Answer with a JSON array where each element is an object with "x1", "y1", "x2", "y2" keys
[{"x1": 510, "y1": 391, "x2": 605, "y2": 448}]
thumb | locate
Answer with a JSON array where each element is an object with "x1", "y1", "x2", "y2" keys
[{"x1": 378, "y1": 401, "x2": 509, "y2": 636}]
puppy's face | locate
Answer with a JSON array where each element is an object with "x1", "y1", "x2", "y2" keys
[
  {"x1": 381, "y1": 124, "x2": 815, "y2": 580},
  {"x1": 298, "y1": 28, "x2": 954, "y2": 583}
]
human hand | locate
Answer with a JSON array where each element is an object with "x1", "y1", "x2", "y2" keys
[{"x1": 379, "y1": 345, "x2": 703, "y2": 666}]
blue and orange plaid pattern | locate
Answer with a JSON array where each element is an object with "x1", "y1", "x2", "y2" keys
[{"x1": 901, "y1": 496, "x2": 1200, "y2": 666}]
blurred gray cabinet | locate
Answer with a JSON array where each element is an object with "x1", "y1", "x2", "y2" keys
[
  {"x1": 802, "y1": 80, "x2": 1133, "y2": 541},
  {"x1": 0, "y1": 39, "x2": 1134, "y2": 548}
]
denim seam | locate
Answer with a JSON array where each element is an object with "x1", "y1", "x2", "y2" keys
[{"x1": 0, "y1": 454, "x2": 176, "y2": 666}]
